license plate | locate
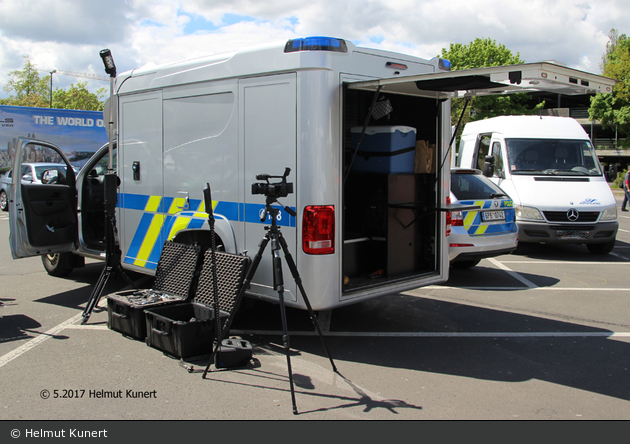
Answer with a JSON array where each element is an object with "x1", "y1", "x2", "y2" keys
[
  {"x1": 557, "y1": 230, "x2": 589, "y2": 240},
  {"x1": 482, "y1": 210, "x2": 505, "y2": 221}
]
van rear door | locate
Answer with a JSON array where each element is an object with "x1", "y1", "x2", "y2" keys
[
  {"x1": 348, "y1": 62, "x2": 615, "y2": 98},
  {"x1": 344, "y1": 62, "x2": 615, "y2": 287},
  {"x1": 9, "y1": 138, "x2": 78, "y2": 259}
]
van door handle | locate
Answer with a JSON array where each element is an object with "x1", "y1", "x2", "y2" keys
[
  {"x1": 177, "y1": 191, "x2": 190, "y2": 210},
  {"x1": 132, "y1": 161, "x2": 140, "y2": 181}
]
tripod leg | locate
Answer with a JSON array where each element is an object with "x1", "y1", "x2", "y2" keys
[
  {"x1": 272, "y1": 244, "x2": 298, "y2": 415},
  {"x1": 278, "y1": 234, "x2": 338, "y2": 373}
]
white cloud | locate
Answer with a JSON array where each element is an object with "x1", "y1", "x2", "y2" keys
[{"x1": 0, "y1": 0, "x2": 628, "y2": 98}]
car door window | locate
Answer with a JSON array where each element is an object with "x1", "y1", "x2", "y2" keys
[
  {"x1": 21, "y1": 165, "x2": 32, "y2": 182},
  {"x1": 491, "y1": 141, "x2": 504, "y2": 178},
  {"x1": 452, "y1": 173, "x2": 504, "y2": 200},
  {"x1": 475, "y1": 134, "x2": 492, "y2": 170}
]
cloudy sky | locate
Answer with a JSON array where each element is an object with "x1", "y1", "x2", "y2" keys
[{"x1": 0, "y1": 0, "x2": 628, "y2": 99}]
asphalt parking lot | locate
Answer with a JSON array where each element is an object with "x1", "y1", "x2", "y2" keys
[{"x1": 1, "y1": 191, "x2": 629, "y2": 425}]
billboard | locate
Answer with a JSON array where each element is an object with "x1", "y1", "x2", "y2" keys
[{"x1": 0, "y1": 105, "x2": 108, "y2": 169}]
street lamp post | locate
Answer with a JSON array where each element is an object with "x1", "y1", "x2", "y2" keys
[{"x1": 49, "y1": 69, "x2": 56, "y2": 108}]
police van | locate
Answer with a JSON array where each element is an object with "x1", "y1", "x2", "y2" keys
[{"x1": 8, "y1": 37, "x2": 616, "y2": 310}]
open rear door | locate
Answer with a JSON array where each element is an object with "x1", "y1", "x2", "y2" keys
[
  {"x1": 9, "y1": 138, "x2": 78, "y2": 259},
  {"x1": 347, "y1": 62, "x2": 616, "y2": 217},
  {"x1": 348, "y1": 62, "x2": 616, "y2": 98}
]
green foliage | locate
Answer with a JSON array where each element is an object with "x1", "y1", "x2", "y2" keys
[
  {"x1": 1, "y1": 55, "x2": 105, "y2": 111},
  {"x1": 0, "y1": 56, "x2": 50, "y2": 107},
  {"x1": 614, "y1": 169, "x2": 627, "y2": 189},
  {"x1": 52, "y1": 81, "x2": 107, "y2": 111},
  {"x1": 589, "y1": 29, "x2": 630, "y2": 147},
  {"x1": 441, "y1": 38, "x2": 524, "y2": 69},
  {"x1": 440, "y1": 38, "x2": 545, "y2": 142}
]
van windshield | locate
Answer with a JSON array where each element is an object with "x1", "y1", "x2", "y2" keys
[{"x1": 506, "y1": 138, "x2": 603, "y2": 176}]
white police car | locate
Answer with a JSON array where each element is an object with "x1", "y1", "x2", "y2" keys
[{"x1": 448, "y1": 168, "x2": 518, "y2": 268}]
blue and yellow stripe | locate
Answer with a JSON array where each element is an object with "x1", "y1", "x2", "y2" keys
[
  {"x1": 118, "y1": 192, "x2": 295, "y2": 270},
  {"x1": 459, "y1": 199, "x2": 515, "y2": 236}
]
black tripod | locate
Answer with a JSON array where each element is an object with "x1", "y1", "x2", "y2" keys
[
  {"x1": 203, "y1": 170, "x2": 338, "y2": 415},
  {"x1": 81, "y1": 174, "x2": 136, "y2": 324}
]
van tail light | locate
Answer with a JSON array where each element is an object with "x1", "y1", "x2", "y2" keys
[
  {"x1": 303, "y1": 205, "x2": 335, "y2": 255},
  {"x1": 446, "y1": 197, "x2": 452, "y2": 237}
]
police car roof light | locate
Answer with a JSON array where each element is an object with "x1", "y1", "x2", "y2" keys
[{"x1": 284, "y1": 37, "x2": 348, "y2": 53}]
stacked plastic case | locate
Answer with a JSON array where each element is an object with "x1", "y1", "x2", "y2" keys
[
  {"x1": 144, "y1": 250, "x2": 251, "y2": 359},
  {"x1": 351, "y1": 126, "x2": 417, "y2": 173},
  {"x1": 106, "y1": 241, "x2": 202, "y2": 341}
]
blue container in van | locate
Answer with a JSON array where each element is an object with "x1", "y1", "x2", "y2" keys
[{"x1": 351, "y1": 126, "x2": 417, "y2": 174}]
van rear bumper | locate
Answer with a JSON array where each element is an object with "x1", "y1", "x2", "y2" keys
[{"x1": 517, "y1": 221, "x2": 618, "y2": 244}]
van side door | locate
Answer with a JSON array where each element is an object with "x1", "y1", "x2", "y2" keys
[
  {"x1": 240, "y1": 74, "x2": 298, "y2": 302},
  {"x1": 9, "y1": 139, "x2": 78, "y2": 258},
  {"x1": 117, "y1": 91, "x2": 164, "y2": 270}
]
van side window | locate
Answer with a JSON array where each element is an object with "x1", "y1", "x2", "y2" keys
[
  {"x1": 475, "y1": 134, "x2": 491, "y2": 170},
  {"x1": 491, "y1": 141, "x2": 504, "y2": 177}
]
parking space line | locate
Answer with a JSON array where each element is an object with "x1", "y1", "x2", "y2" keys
[
  {"x1": 488, "y1": 257, "x2": 538, "y2": 288},
  {"x1": 0, "y1": 312, "x2": 83, "y2": 369},
  {"x1": 65, "y1": 324, "x2": 109, "y2": 330},
  {"x1": 0, "y1": 291, "x2": 115, "y2": 368},
  {"x1": 229, "y1": 330, "x2": 630, "y2": 338},
  {"x1": 427, "y1": 286, "x2": 630, "y2": 291},
  {"x1": 500, "y1": 260, "x2": 630, "y2": 264}
]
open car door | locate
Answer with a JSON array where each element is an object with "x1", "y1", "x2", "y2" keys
[{"x1": 9, "y1": 138, "x2": 78, "y2": 259}]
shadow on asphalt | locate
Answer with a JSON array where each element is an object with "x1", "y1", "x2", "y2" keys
[
  {"x1": 11, "y1": 242, "x2": 630, "y2": 413},
  {"x1": 230, "y1": 292, "x2": 630, "y2": 405}
]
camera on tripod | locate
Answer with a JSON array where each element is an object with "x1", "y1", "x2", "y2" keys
[{"x1": 251, "y1": 167, "x2": 294, "y2": 199}]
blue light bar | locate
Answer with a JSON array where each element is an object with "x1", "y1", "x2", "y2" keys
[
  {"x1": 439, "y1": 58, "x2": 452, "y2": 71},
  {"x1": 284, "y1": 37, "x2": 348, "y2": 53}
]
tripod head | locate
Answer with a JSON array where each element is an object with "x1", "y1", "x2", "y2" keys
[{"x1": 251, "y1": 167, "x2": 297, "y2": 222}]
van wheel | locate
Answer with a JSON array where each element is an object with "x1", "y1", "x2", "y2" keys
[
  {"x1": 0, "y1": 190, "x2": 8, "y2": 212},
  {"x1": 42, "y1": 253, "x2": 74, "y2": 277},
  {"x1": 586, "y1": 240, "x2": 615, "y2": 255},
  {"x1": 450, "y1": 259, "x2": 481, "y2": 269}
]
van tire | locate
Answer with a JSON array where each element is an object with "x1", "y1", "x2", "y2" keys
[
  {"x1": 42, "y1": 253, "x2": 74, "y2": 277},
  {"x1": 0, "y1": 190, "x2": 8, "y2": 211},
  {"x1": 586, "y1": 240, "x2": 615, "y2": 255}
]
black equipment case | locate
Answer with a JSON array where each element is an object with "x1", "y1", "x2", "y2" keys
[
  {"x1": 106, "y1": 241, "x2": 202, "y2": 341},
  {"x1": 144, "y1": 250, "x2": 251, "y2": 359}
]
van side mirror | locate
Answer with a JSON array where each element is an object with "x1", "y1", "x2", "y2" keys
[{"x1": 483, "y1": 156, "x2": 495, "y2": 177}]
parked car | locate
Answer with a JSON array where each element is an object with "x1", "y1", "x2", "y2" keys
[
  {"x1": 0, "y1": 163, "x2": 79, "y2": 211},
  {"x1": 0, "y1": 170, "x2": 10, "y2": 211},
  {"x1": 448, "y1": 168, "x2": 519, "y2": 268}
]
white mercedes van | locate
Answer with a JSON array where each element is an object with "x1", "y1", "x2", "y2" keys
[{"x1": 457, "y1": 115, "x2": 618, "y2": 254}]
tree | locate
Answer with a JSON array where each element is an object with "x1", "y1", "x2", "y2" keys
[
  {"x1": 440, "y1": 38, "x2": 545, "y2": 140},
  {"x1": 1, "y1": 56, "x2": 106, "y2": 111},
  {"x1": 52, "y1": 81, "x2": 107, "y2": 111},
  {"x1": 589, "y1": 29, "x2": 630, "y2": 147},
  {"x1": 1, "y1": 56, "x2": 50, "y2": 108}
]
